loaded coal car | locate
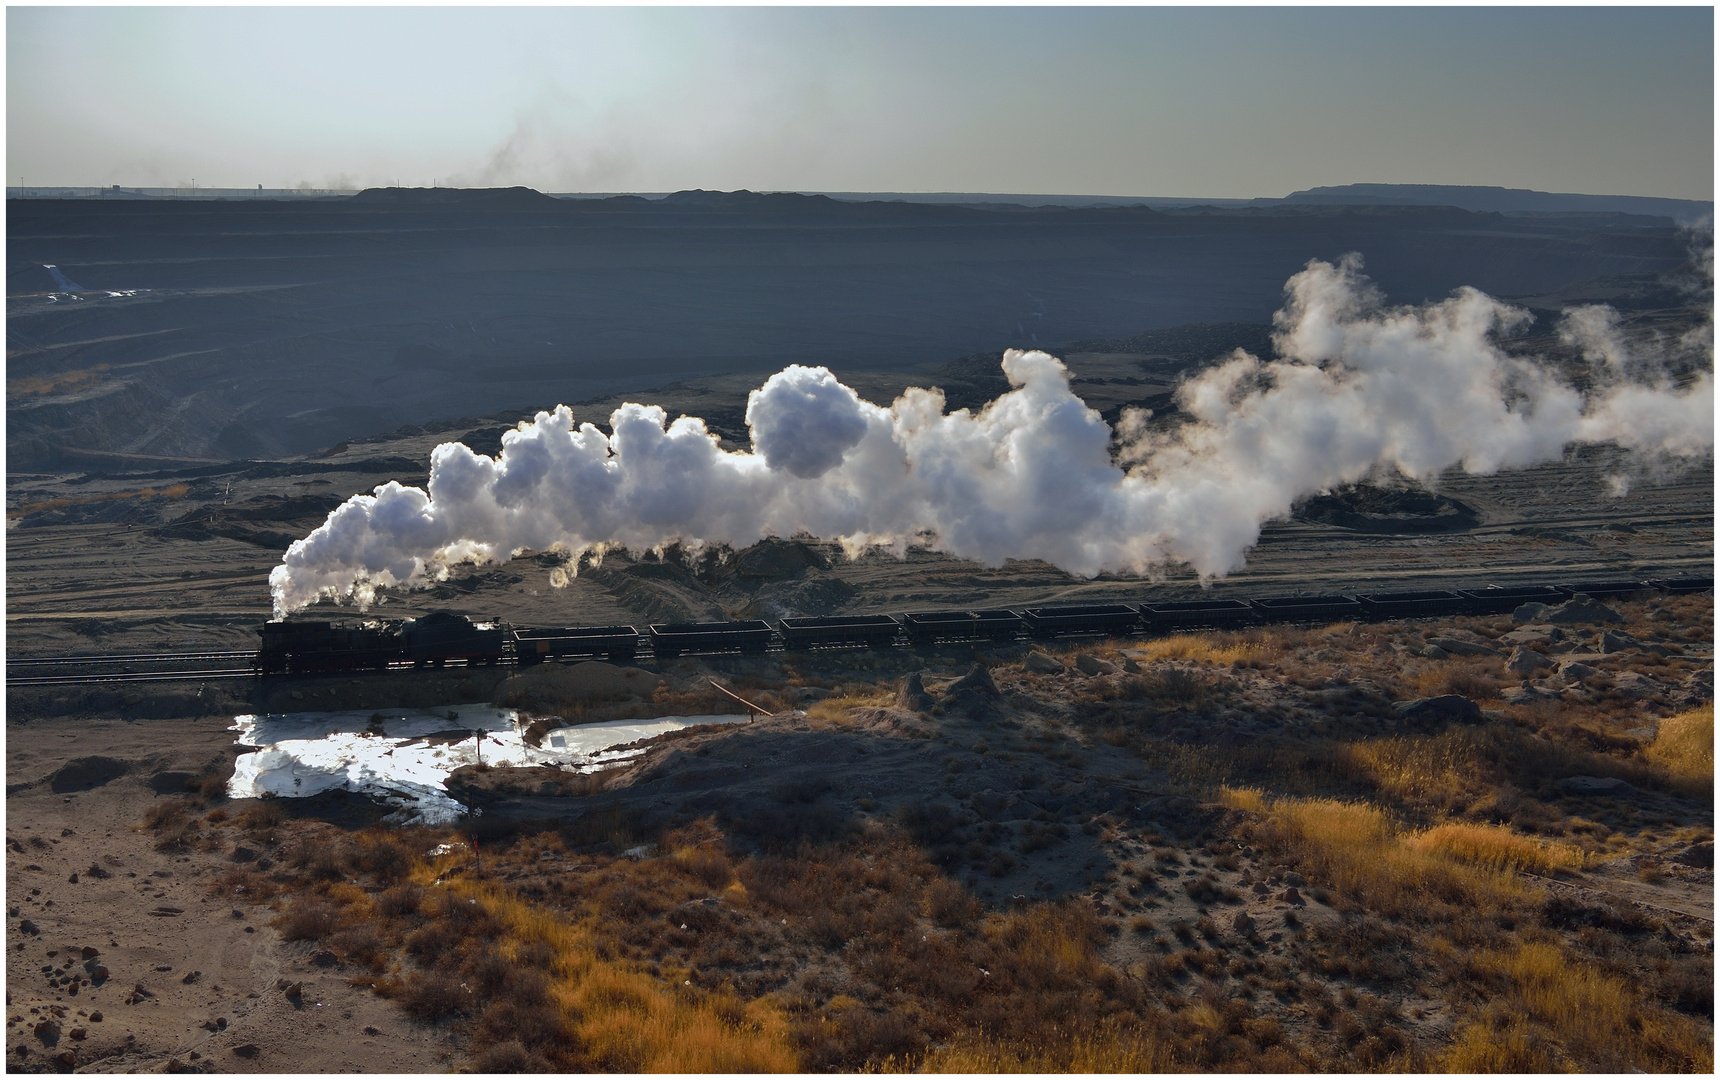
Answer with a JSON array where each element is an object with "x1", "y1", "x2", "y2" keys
[
  {"x1": 779, "y1": 614, "x2": 901, "y2": 650},
  {"x1": 902, "y1": 609, "x2": 1023, "y2": 643},
  {"x1": 1555, "y1": 579, "x2": 1653, "y2": 600},
  {"x1": 1458, "y1": 584, "x2": 1569, "y2": 615},
  {"x1": 1355, "y1": 590, "x2": 1471, "y2": 621},
  {"x1": 1250, "y1": 594, "x2": 1364, "y2": 624},
  {"x1": 400, "y1": 611, "x2": 505, "y2": 667},
  {"x1": 257, "y1": 620, "x2": 401, "y2": 675},
  {"x1": 512, "y1": 625, "x2": 639, "y2": 665},
  {"x1": 649, "y1": 620, "x2": 773, "y2": 659},
  {"x1": 1021, "y1": 604, "x2": 1140, "y2": 639},
  {"x1": 1647, "y1": 575, "x2": 1713, "y2": 594},
  {"x1": 1139, "y1": 597, "x2": 1260, "y2": 632}
]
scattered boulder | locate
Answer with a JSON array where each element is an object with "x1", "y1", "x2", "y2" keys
[
  {"x1": 1120, "y1": 657, "x2": 1142, "y2": 674},
  {"x1": 1426, "y1": 637, "x2": 1500, "y2": 657},
  {"x1": 1393, "y1": 695, "x2": 1483, "y2": 725},
  {"x1": 1501, "y1": 625, "x2": 1565, "y2": 648},
  {"x1": 1556, "y1": 660, "x2": 1598, "y2": 683},
  {"x1": 944, "y1": 663, "x2": 999, "y2": 699},
  {"x1": 232, "y1": 1044, "x2": 261, "y2": 1060},
  {"x1": 1598, "y1": 629, "x2": 1639, "y2": 653},
  {"x1": 1528, "y1": 595, "x2": 1626, "y2": 625},
  {"x1": 1279, "y1": 886, "x2": 1304, "y2": 905},
  {"x1": 895, "y1": 672, "x2": 935, "y2": 712},
  {"x1": 1502, "y1": 684, "x2": 1556, "y2": 705},
  {"x1": 1610, "y1": 671, "x2": 1666, "y2": 699},
  {"x1": 1074, "y1": 653, "x2": 1119, "y2": 676},
  {"x1": 1024, "y1": 651, "x2": 1064, "y2": 675},
  {"x1": 1417, "y1": 644, "x2": 1450, "y2": 660},
  {"x1": 1231, "y1": 912, "x2": 1256, "y2": 935},
  {"x1": 1505, "y1": 647, "x2": 1551, "y2": 674},
  {"x1": 1557, "y1": 775, "x2": 1639, "y2": 797}
]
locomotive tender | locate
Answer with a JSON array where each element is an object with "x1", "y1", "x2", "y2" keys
[{"x1": 255, "y1": 575, "x2": 1710, "y2": 675}]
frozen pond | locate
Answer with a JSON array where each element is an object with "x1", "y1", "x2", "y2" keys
[{"x1": 228, "y1": 707, "x2": 749, "y2": 824}]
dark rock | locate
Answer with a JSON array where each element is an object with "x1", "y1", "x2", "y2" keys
[
  {"x1": 181, "y1": 970, "x2": 201, "y2": 985},
  {"x1": 1541, "y1": 595, "x2": 1626, "y2": 625},
  {"x1": 1557, "y1": 775, "x2": 1639, "y2": 797},
  {"x1": 1074, "y1": 653, "x2": 1119, "y2": 676},
  {"x1": 1505, "y1": 646, "x2": 1551, "y2": 674},
  {"x1": 1426, "y1": 637, "x2": 1499, "y2": 657},
  {"x1": 1024, "y1": 651, "x2": 1064, "y2": 675},
  {"x1": 945, "y1": 663, "x2": 999, "y2": 698},
  {"x1": 1393, "y1": 695, "x2": 1482, "y2": 725},
  {"x1": 1279, "y1": 886, "x2": 1304, "y2": 905},
  {"x1": 233, "y1": 1044, "x2": 261, "y2": 1059},
  {"x1": 1231, "y1": 912, "x2": 1256, "y2": 935},
  {"x1": 310, "y1": 950, "x2": 339, "y2": 968},
  {"x1": 895, "y1": 672, "x2": 935, "y2": 712}
]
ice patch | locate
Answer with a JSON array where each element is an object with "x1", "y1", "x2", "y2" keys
[{"x1": 228, "y1": 706, "x2": 749, "y2": 824}]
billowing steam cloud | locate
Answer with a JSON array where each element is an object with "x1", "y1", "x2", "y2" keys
[{"x1": 270, "y1": 256, "x2": 1712, "y2": 616}]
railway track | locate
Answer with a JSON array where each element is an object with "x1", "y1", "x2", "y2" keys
[{"x1": 8, "y1": 574, "x2": 1709, "y2": 690}]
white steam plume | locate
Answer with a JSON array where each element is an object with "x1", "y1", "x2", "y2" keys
[{"x1": 269, "y1": 256, "x2": 1712, "y2": 617}]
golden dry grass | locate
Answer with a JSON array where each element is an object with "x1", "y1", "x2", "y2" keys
[
  {"x1": 1645, "y1": 705, "x2": 1714, "y2": 799},
  {"x1": 1220, "y1": 788, "x2": 1531, "y2": 913},
  {"x1": 805, "y1": 689, "x2": 894, "y2": 723},
  {"x1": 1440, "y1": 943, "x2": 1713, "y2": 1073},
  {"x1": 1408, "y1": 822, "x2": 1586, "y2": 876},
  {"x1": 436, "y1": 868, "x2": 799, "y2": 1071},
  {"x1": 1129, "y1": 632, "x2": 1264, "y2": 667},
  {"x1": 910, "y1": 1025, "x2": 1174, "y2": 1073}
]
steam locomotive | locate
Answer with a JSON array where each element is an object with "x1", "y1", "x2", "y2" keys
[{"x1": 254, "y1": 575, "x2": 1709, "y2": 676}]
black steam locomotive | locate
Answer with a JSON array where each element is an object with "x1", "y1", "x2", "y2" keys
[{"x1": 255, "y1": 575, "x2": 1709, "y2": 676}]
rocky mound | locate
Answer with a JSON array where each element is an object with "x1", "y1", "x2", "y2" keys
[{"x1": 1293, "y1": 483, "x2": 1479, "y2": 533}]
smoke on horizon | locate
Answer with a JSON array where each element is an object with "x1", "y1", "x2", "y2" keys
[{"x1": 268, "y1": 256, "x2": 1713, "y2": 617}]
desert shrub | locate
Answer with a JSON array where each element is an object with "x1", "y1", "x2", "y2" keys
[
  {"x1": 1644, "y1": 706, "x2": 1713, "y2": 799},
  {"x1": 469, "y1": 1040, "x2": 553, "y2": 1073},
  {"x1": 377, "y1": 883, "x2": 425, "y2": 919},
  {"x1": 353, "y1": 834, "x2": 413, "y2": 884},
  {"x1": 398, "y1": 969, "x2": 475, "y2": 1020},
  {"x1": 924, "y1": 877, "x2": 979, "y2": 927},
  {"x1": 274, "y1": 896, "x2": 340, "y2": 941},
  {"x1": 324, "y1": 924, "x2": 386, "y2": 970},
  {"x1": 674, "y1": 848, "x2": 733, "y2": 890}
]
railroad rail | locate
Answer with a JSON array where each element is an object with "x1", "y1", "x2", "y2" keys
[{"x1": 7, "y1": 574, "x2": 1709, "y2": 688}]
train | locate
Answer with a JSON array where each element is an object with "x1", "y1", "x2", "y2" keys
[{"x1": 253, "y1": 574, "x2": 1711, "y2": 676}]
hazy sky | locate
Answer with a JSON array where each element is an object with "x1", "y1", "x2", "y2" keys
[{"x1": 7, "y1": 6, "x2": 1713, "y2": 199}]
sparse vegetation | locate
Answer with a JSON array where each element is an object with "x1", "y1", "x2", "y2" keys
[{"x1": 178, "y1": 592, "x2": 1709, "y2": 1072}]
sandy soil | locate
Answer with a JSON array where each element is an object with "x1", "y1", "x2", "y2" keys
[{"x1": 5, "y1": 717, "x2": 458, "y2": 1073}]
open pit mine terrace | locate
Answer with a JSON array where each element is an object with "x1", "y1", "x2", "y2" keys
[{"x1": 10, "y1": 575, "x2": 1711, "y2": 688}]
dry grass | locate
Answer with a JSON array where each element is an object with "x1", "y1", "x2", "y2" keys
[
  {"x1": 909, "y1": 1024, "x2": 1175, "y2": 1072},
  {"x1": 1129, "y1": 631, "x2": 1268, "y2": 667},
  {"x1": 1408, "y1": 822, "x2": 1586, "y2": 876},
  {"x1": 1220, "y1": 788, "x2": 1531, "y2": 916},
  {"x1": 1440, "y1": 943, "x2": 1713, "y2": 1072},
  {"x1": 1645, "y1": 705, "x2": 1713, "y2": 799},
  {"x1": 805, "y1": 688, "x2": 894, "y2": 723}
]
